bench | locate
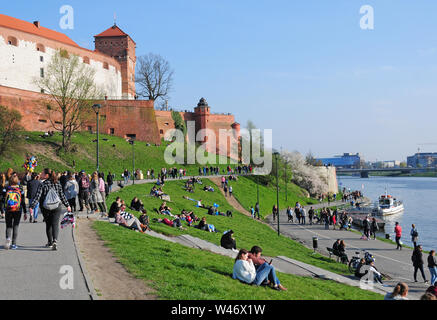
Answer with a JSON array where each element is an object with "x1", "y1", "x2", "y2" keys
[{"x1": 326, "y1": 247, "x2": 341, "y2": 262}]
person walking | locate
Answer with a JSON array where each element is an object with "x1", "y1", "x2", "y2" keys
[
  {"x1": 370, "y1": 218, "x2": 379, "y2": 240},
  {"x1": 394, "y1": 222, "x2": 403, "y2": 250},
  {"x1": 286, "y1": 206, "x2": 293, "y2": 223},
  {"x1": 300, "y1": 207, "x2": 306, "y2": 225},
  {"x1": 78, "y1": 171, "x2": 91, "y2": 214},
  {"x1": 3, "y1": 172, "x2": 27, "y2": 250},
  {"x1": 64, "y1": 174, "x2": 79, "y2": 213},
  {"x1": 229, "y1": 186, "x2": 233, "y2": 198},
  {"x1": 308, "y1": 207, "x2": 314, "y2": 225},
  {"x1": 428, "y1": 250, "x2": 437, "y2": 286},
  {"x1": 410, "y1": 224, "x2": 419, "y2": 248},
  {"x1": 107, "y1": 172, "x2": 114, "y2": 194},
  {"x1": 363, "y1": 216, "x2": 371, "y2": 240},
  {"x1": 98, "y1": 173, "x2": 108, "y2": 216},
  {"x1": 411, "y1": 245, "x2": 428, "y2": 284},
  {"x1": 29, "y1": 169, "x2": 71, "y2": 251},
  {"x1": 90, "y1": 172, "x2": 105, "y2": 215},
  {"x1": 272, "y1": 205, "x2": 278, "y2": 222},
  {"x1": 255, "y1": 202, "x2": 260, "y2": 220},
  {"x1": 27, "y1": 172, "x2": 41, "y2": 223}
]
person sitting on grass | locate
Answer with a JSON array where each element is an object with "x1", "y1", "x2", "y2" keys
[
  {"x1": 130, "y1": 197, "x2": 144, "y2": 212},
  {"x1": 221, "y1": 230, "x2": 237, "y2": 251},
  {"x1": 248, "y1": 246, "x2": 287, "y2": 291},
  {"x1": 232, "y1": 249, "x2": 286, "y2": 291},
  {"x1": 159, "y1": 202, "x2": 173, "y2": 216},
  {"x1": 108, "y1": 197, "x2": 122, "y2": 218},
  {"x1": 139, "y1": 210, "x2": 151, "y2": 232},
  {"x1": 115, "y1": 207, "x2": 145, "y2": 233}
]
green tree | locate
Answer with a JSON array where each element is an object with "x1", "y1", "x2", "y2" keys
[{"x1": 0, "y1": 106, "x2": 23, "y2": 156}]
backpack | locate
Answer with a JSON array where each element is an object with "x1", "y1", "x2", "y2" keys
[
  {"x1": 43, "y1": 187, "x2": 61, "y2": 210},
  {"x1": 5, "y1": 187, "x2": 22, "y2": 212},
  {"x1": 412, "y1": 230, "x2": 418, "y2": 238},
  {"x1": 81, "y1": 176, "x2": 90, "y2": 189}
]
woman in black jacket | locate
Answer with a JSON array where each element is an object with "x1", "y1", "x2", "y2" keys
[
  {"x1": 221, "y1": 230, "x2": 236, "y2": 250},
  {"x1": 412, "y1": 245, "x2": 428, "y2": 283}
]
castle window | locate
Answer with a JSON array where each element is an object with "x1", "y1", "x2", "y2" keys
[
  {"x1": 55, "y1": 121, "x2": 62, "y2": 125},
  {"x1": 160, "y1": 130, "x2": 164, "y2": 134},
  {"x1": 40, "y1": 68, "x2": 45, "y2": 78},
  {"x1": 103, "y1": 62, "x2": 109, "y2": 70},
  {"x1": 40, "y1": 56, "x2": 44, "y2": 62},
  {"x1": 40, "y1": 89, "x2": 45, "y2": 94},
  {"x1": 83, "y1": 56, "x2": 90, "y2": 64},
  {"x1": 38, "y1": 119, "x2": 47, "y2": 123},
  {"x1": 109, "y1": 128, "x2": 115, "y2": 135},
  {"x1": 36, "y1": 43, "x2": 45, "y2": 53},
  {"x1": 7, "y1": 36, "x2": 18, "y2": 46}
]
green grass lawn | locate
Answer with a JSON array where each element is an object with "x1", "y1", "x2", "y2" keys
[
  {"x1": 106, "y1": 179, "x2": 351, "y2": 276},
  {"x1": 1, "y1": 131, "x2": 235, "y2": 176},
  {"x1": 93, "y1": 221, "x2": 382, "y2": 300},
  {"x1": 217, "y1": 176, "x2": 331, "y2": 218}
]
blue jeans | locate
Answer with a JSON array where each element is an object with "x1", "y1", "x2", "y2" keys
[
  {"x1": 429, "y1": 267, "x2": 437, "y2": 286},
  {"x1": 33, "y1": 202, "x2": 40, "y2": 220},
  {"x1": 254, "y1": 263, "x2": 281, "y2": 286}
]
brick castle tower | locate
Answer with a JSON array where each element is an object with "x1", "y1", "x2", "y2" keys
[{"x1": 94, "y1": 23, "x2": 136, "y2": 99}]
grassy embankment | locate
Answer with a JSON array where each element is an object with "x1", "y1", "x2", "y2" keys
[
  {"x1": 93, "y1": 178, "x2": 382, "y2": 300},
  {"x1": 0, "y1": 131, "x2": 231, "y2": 176}
]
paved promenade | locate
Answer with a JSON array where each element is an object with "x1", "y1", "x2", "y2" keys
[
  {"x1": 0, "y1": 217, "x2": 93, "y2": 300},
  {"x1": 267, "y1": 207, "x2": 433, "y2": 300}
]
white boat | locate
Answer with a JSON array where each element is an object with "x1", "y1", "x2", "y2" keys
[{"x1": 372, "y1": 194, "x2": 404, "y2": 216}]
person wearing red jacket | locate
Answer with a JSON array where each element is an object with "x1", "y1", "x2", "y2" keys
[{"x1": 395, "y1": 222, "x2": 402, "y2": 250}]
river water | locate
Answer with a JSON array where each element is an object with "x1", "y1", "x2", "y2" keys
[{"x1": 337, "y1": 176, "x2": 437, "y2": 252}]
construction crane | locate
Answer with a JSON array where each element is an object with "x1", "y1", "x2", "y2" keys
[{"x1": 417, "y1": 143, "x2": 437, "y2": 153}]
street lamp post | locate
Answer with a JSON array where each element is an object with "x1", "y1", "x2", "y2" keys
[
  {"x1": 284, "y1": 160, "x2": 288, "y2": 202},
  {"x1": 273, "y1": 151, "x2": 280, "y2": 236},
  {"x1": 92, "y1": 104, "x2": 102, "y2": 172},
  {"x1": 129, "y1": 139, "x2": 135, "y2": 185}
]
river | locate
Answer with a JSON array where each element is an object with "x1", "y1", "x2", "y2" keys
[{"x1": 337, "y1": 176, "x2": 436, "y2": 252}]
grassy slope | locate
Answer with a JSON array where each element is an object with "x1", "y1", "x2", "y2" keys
[
  {"x1": 94, "y1": 221, "x2": 382, "y2": 300},
  {"x1": 1, "y1": 131, "x2": 231, "y2": 176},
  {"x1": 219, "y1": 176, "x2": 320, "y2": 218},
  {"x1": 107, "y1": 179, "x2": 350, "y2": 276}
]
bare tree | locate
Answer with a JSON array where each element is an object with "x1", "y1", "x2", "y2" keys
[
  {"x1": 136, "y1": 53, "x2": 174, "y2": 102},
  {"x1": 34, "y1": 49, "x2": 103, "y2": 150}
]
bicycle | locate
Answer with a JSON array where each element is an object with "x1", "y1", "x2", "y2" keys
[{"x1": 348, "y1": 250, "x2": 375, "y2": 274}]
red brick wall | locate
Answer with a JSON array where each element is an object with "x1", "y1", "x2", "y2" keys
[{"x1": 0, "y1": 85, "x2": 160, "y2": 144}]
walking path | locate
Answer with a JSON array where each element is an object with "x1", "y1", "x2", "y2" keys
[
  {"x1": 0, "y1": 218, "x2": 93, "y2": 300},
  {"x1": 266, "y1": 207, "x2": 432, "y2": 300}
]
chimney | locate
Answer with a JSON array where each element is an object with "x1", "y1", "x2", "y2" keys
[{"x1": 33, "y1": 21, "x2": 40, "y2": 28}]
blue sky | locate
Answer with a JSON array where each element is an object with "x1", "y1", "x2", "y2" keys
[{"x1": 2, "y1": 0, "x2": 437, "y2": 161}]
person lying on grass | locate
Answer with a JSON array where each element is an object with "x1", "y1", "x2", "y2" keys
[
  {"x1": 153, "y1": 216, "x2": 187, "y2": 230},
  {"x1": 193, "y1": 217, "x2": 219, "y2": 233},
  {"x1": 232, "y1": 249, "x2": 287, "y2": 291},
  {"x1": 115, "y1": 207, "x2": 147, "y2": 233},
  {"x1": 203, "y1": 185, "x2": 214, "y2": 192}
]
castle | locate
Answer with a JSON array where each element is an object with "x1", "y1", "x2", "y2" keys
[{"x1": 0, "y1": 14, "x2": 240, "y2": 156}]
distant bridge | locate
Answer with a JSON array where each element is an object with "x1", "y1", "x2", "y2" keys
[{"x1": 336, "y1": 167, "x2": 436, "y2": 178}]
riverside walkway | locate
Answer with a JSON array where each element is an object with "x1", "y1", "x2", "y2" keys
[{"x1": 267, "y1": 206, "x2": 433, "y2": 300}]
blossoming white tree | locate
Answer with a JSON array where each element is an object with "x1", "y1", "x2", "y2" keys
[{"x1": 281, "y1": 150, "x2": 329, "y2": 197}]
